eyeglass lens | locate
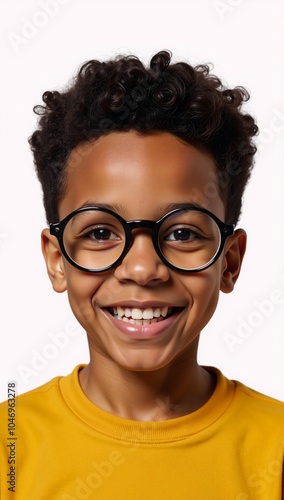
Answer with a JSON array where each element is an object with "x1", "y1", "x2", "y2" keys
[{"x1": 62, "y1": 209, "x2": 221, "y2": 272}]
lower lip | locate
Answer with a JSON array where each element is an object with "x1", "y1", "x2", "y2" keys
[{"x1": 102, "y1": 309, "x2": 183, "y2": 339}]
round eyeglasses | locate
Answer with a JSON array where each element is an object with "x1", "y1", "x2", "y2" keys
[{"x1": 50, "y1": 206, "x2": 235, "y2": 274}]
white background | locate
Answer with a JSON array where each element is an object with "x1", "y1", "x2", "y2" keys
[{"x1": 0, "y1": 0, "x2": 283, "y2": 402}]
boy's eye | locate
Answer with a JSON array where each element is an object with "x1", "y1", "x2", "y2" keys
[
  {"x1": 84, "y1": 226, "x2": 119, "y2": 241},
  {"x1": 164, "y1": 227, "x2": 201, "y2": 242}
]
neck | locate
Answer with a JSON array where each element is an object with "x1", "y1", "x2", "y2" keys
[{"x1": 79, "y1": 344, "x2": 216, "y2": 421}]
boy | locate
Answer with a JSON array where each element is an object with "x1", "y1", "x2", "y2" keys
[{"x1": 0, "y1": 50, "x2": 283, "y2": 499}]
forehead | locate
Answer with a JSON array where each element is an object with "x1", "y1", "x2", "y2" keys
[{"x1": 60, "y1": 131, "x2": 224, "y2": 220}]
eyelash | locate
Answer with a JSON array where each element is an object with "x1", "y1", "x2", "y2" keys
[{"x1": 164, "y1": 227, "x2": 203, "y2": 242}]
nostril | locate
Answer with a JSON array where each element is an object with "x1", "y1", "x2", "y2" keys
[{"x1": 113, "y1": 234, "x2": 171, "y2": 285}]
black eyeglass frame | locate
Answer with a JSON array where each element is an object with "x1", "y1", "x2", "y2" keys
[{"x1": 50, "y1": 206, "x2": 235, "y2": 274}]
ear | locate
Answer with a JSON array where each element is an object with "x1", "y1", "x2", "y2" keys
[
  {"x1": 41, "y1": 228, "x2": 67, "y2": 293},
  {"x1": 220, "y1": 228, "x2": 247, "y2": 293}
]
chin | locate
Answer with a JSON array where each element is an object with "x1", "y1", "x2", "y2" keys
[{"x1": 113, "y1": 349, "x2": 178, "y2": 373}]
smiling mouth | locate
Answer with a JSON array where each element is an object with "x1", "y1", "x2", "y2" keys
[{"x1": 107, "y1": 306, "x2": 183, "y2": 325}]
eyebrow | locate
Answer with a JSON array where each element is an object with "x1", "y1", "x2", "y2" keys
[
  {"x1": 77, "y1": 201, "x2": 126, "y2": 212},
  {"x1": 76, "y1": 201, "x2": 207, "y2": 218},
  {"x1": 156, "y1": 202, "x2": 207, "y2": 214}
]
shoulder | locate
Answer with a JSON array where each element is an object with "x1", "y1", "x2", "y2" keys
[
  {"x1": 210, "y1": 366, "x2": 284, "y2": 410},
  {"x1": 0, "y1": 375, "x2": 61, "y2": 416},
  {"x1": 228, "y1": 375, "x2": 284, "y2": 430},
  {"x1": 234, "y1": 378, "x2": 284, "y2": 410},
  {"x1": 208, "y1": 367, "x2": 284, "y2": 429},
  {"x1": 0, "y1": 365, "x2": 84, "y2": 419}
]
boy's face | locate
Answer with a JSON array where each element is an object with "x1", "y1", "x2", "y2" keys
[{"x1": 42, "y1": 131, "x2": 246, "y2": 372}]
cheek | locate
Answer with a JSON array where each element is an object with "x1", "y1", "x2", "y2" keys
[
  {"x1": 64, "y1": 268, "x2": 103, "y2": 324},
  {"x1": 182, "y1": 268, "x2": 222, "y2": 326}
]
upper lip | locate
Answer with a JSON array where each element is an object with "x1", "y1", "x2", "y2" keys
[{"x1": 101, "y1": 301, "x2": 186, "y2": 309}]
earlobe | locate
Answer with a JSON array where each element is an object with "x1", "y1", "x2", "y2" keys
[
  {"x1": 220, "y1": 228, "x2": 247, "y2": 293},
  {"x1": 41, "y1": 228, "x2": 67, "y2": 293}
]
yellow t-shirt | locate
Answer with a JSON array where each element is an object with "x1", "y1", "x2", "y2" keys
[{"x1": 0, "y1": 365, "x2": 283, "y2": 500}]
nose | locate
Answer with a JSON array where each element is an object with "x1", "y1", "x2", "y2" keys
[{"x1": 114, "y1": 230, "x2": 171, "y2": 286}]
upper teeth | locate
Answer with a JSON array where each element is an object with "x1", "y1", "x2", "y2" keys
[{"x1": 113, "y1": 306, "x2": 170, "y2": 320}]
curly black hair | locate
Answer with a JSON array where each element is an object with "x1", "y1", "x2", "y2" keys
[{"x1": 28, "y1": 50, "x2": 258, "y2": 225}]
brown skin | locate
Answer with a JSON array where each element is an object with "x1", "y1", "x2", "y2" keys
[{"x1": 41, "y1": 131, "x2": 246, "y2": 421}]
